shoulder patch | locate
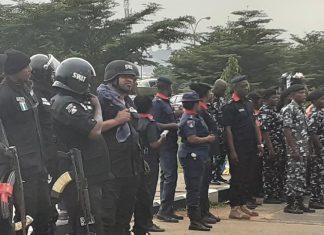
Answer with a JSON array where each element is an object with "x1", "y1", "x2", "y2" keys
[
  {"x1": 66, "y1": 103, "x2": 78, "y2": 115},
  {"x1": 187, "y1": 120, "x2": 195, "y2": 128}
]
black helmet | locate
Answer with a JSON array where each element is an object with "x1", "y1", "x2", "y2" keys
[
  {"x1": 30, "y1": 54, "x2": 60, "y2": 83},
  {"x1": 53, "y1": 57, "x2": 96, "y2": 95},
  {"x1": 104, "y1": 60, "x2": 139, "y2": 82}
]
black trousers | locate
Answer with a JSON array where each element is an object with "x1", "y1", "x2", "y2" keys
[
  {"x1": 133, "y1": 154, "x2": 159, "y2": 234},
  {"x1": 103, "y1": 176, "x2": 140, "y2": 235},
  {"x1": 200, "y1": 160, "x2": 212, "y2": 217},
  {"x1": 229, "y1": 152, "x2": 257, "y2": 207},
  {"x1": 0, "y1": 219, "x2": 13, "y2": 235},
  {"x1": 14, "y1": 176, "x2": 52, "y2": 235}
]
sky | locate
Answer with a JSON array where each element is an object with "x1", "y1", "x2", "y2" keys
[{"x1": 2, "y1": 0, "x2": 324, "y2": 37}]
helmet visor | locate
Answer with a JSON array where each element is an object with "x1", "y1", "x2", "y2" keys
[{"x1": 44, "y1": 54, "x2": 61, "y2": 71}]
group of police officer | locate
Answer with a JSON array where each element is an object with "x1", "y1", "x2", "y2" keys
[{"x1": 1, "y1": 48, "x2": 324, "y2": 235}]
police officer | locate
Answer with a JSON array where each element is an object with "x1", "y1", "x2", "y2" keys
[
  {"x1": 258, "y1": 88, "x2": 285, "y2": 204},
  {"x1": 282, "y1": 84, "x2": 314, "y2": 214},
  {"x1": 189, "y1": 82, "x2": 220, "y2": 224},
  {"x1": 133, "y1": 95, "x2": 165, "y2": 234},
  {"x1": 151, "y1": 77, "x2": 182, "y2": 222},
  {"x1": 178, "y1": 91, "x2": 215, "y2": 231},
  {"x1": 0, "y1": 49, "x2": 52, "y2": 234},
  {"x1": 51, "y1": 57, "x2": 114, "y2": 234},
  {"x1": 307, "y1": 89, "x2": 324, "y2": 209},
  {"x1": 30, "y1": 54, "x2": 61, "y2": 233},
  {"x1": 208, "y1": 79, "x2": 228, "y2": 184},
  {"x1": 97, "y1": 60, "x2": 142, "y2": 235},
  {"x1": 222, "y1": 75, "x2": 262, "y2": 220}
]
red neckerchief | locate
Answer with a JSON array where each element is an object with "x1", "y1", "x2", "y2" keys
[
  {"x1": 199, "y1": 101, "x2": 208, "y2": 110},
  {"x1": 155, "y1": 92, "x2": 169, "y2": 100},
  {"x1": 184, "y1": 109, "x2": 198, "y2": 116},
  {"x1": 139, "y1": 113, "x2": 154, "y2": 120},
  {"x1": 231, "y1": 92, "x2": 241, "y2": 102}
]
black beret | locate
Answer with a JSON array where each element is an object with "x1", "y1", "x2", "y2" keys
[
  {"x1": 286, "y1": 84, "x2": 306, "y2": 95},
  {"x1": 307, "y1": 89, "x2": 324, "y2": 102},
  {"x1": 262, "y1": 88, "x2": 278, "y2": 99},
  {"x1": 182, "y1": 91, "x2": 200, "y2": 102},
  {"x1": 231, "y1": 74, "x2": 247, "y2": 84},
  {"x1": 189, "y1": 82, "x2": 211, "y2": 98},
  {"x1": 4, "y1": 49, "x2": 30, "y2": 75},
  {"x1": 157, "y1": 76, "x2": 172, "y2": 85},
  {"x1": 247, "y1": 91, "x2": 262, "y2": 101}
]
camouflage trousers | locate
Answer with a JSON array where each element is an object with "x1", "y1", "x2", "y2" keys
[
  {"x1": 263, "y1": 149, "x2": 285, "y2": 199},
  {"x1": 285, "y1": 156, "x2": 307, "y2": 197},
  {"x1": 310, "y1": 152, "x2": 324, "y2": 202}
]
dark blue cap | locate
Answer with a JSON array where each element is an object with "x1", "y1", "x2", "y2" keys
[
  {"x1": 157, "y1": 76, "x2": 172, "y2": 85},
  {"x1": 231, "y1": 74, "x2": 247, "y2": 84},
  {"x1": 181, "y1": 91, "x2": 200, "y2": 102}
]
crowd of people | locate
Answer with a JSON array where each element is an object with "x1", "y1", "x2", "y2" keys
[{"x1": 0, "y1": 49, "x2": 323, "y2": 235}]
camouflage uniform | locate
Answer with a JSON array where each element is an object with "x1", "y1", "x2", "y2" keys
[
  {"x1": 208, "y1": 97, "x2": 227, "y2": 179},
  {"x1": 258, "y1": 104, "x2": 285, "y2": 200},
  {"x1": 282, "y1": 100, "x2": 309, "y2": 198},
  {"x1": 307, "y1": 107, "x2": 324, "y2": 203}
]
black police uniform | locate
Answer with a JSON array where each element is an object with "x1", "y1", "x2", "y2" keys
[
  {"x1": 222, "y1": 93, "x2": 258, "y2": 207},
  {"x1": 0, "y1": 78, "x2": 51, "y2": 235},
  {"x1": 133, "y1": 114, "x2": 160, "y2": 235},
  {"x1": 51, "y1": 89, "x2": 113, "y2": 235},
  {"x1": 97, "y1": 83, "x2": 142, "y2": 235},
  {"x1": 178, "y1": 95, "x2": 210, "y2": 223},
  {"x1": 151, "y1": 91, "x2": 178, "y2": 217}
]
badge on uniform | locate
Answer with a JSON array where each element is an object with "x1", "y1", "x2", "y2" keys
[
  {"x1": 238, "y1": 108, "x2": 245, "y2": 112},
  {"x1": 16, "y1": 97, "x2": 28, "y2": 111},
  {"x1": 66, "y1": 103, "x2": 78, "y2": 115},
  {"x1": 41, "y1": 98, "x2": 51, "y2": 106},
  {"x1": 191, "y1": 152, "x2": 197, "y2": 160},
  {"x1": 187, "y1": 120, "x2": 195, "y2": 128}
]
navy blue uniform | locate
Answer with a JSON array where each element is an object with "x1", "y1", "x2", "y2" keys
[
  {"x1": 151, "y1": 94, "x2": 178, "y2": 216},
  {"x1": 178, "y1": 112, "x2": 210, "y2": 221},
  {"x1": 222, "y1": 96, "x2": 258, "y2": 207}
]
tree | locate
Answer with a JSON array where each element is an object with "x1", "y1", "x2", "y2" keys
[
  {"x1": 286, "y1": 31, "x2": 324, "y2": 88},
  {"x1": 0, "y1": 0, "x2": 192, "y2": 80},
  {"x1": 219, "y1": 56, "x2": 241, "y2": 82},
  {"x1": 169, "y1": 10, "x2": 288, "y2": 88}
]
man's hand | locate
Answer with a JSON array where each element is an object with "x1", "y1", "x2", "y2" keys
[
  {"x1": 258, "y1": 145, "x2": 264, "y2": 158},
  {"x1": 229, "y1": 150, "x2": 239, "y2": 165},
  {"x1": 90, "y1": 94, "x2": 100, "y2": 108},
  {"x1": 291, "y1": 151, "x2": 301, "y2": 161},
  {"x1": 206, "y1": 134, "x2": 216, "y2": 143},
  {"x1": 269, "y1": 149, "x2": 276, "y2": 160},
  {"x1": 115, "y1": 109, "x2": 131, "y2": 125}
]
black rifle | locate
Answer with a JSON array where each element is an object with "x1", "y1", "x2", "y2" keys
[
  {"x1": 69, "y1": 148, "x2": 95, "y2": 235},
  {"x1": 0, "y1": 119, "x2": 27, "y2": 235}
]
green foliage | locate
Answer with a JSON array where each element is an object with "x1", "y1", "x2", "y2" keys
[
  {"x1": 170, "y1": 10, "x2": 289, "y2": 88},
  {"x1": 219, "y1": 56, "x2": 241, "y2": 82},
  {"x1": 286, "y1": 31, "x2": 324, "y2": 87},
  {"x1": 0, "y1": 0, "x2": 191, "y2": 79}
]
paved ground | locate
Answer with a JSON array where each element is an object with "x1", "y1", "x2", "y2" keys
[{"x1": 151, "y1": 204, "x2": 324, "y2": 235}]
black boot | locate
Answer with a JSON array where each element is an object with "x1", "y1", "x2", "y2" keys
[
  {"x1": 297, "y1": 197, "x2": 315, "y2": 213},
  {"x1": 284, "y1": 196, "x2": 303, "y2": 214},
  {"x1": 189, "y1": 221, "x2": 210, "y2": 231}
]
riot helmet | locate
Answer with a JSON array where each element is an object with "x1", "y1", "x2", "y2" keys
[
  {"x1": 30, "y1": 54, "x2": 60, "y2": 83},
  {"x1": 53, "y1": 57, "x2": 96, "y2": 95},
  {"x1": 104, "y1": 60, "x2": 139, "y2": 82}
]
